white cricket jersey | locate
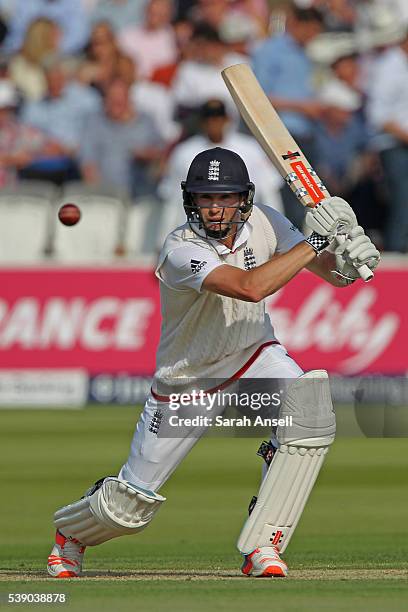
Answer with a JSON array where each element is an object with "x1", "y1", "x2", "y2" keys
[{"x1": 153, "y1": 204, "x2": 304, "y2": 390}]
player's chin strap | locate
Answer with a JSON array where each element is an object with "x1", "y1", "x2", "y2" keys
[
  {"x1": 54, "y1": 477, "x2": 166, "y2": 546},
  {"x1": 238, "y1": 370, "x2": 335, "y2": 555}
]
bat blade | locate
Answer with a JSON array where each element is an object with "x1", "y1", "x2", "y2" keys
[{"x1": 222, "y1": 63, "x2": 373, "y2": 282}]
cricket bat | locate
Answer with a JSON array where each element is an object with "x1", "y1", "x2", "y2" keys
[{"x1": 221, "y1": 63, "x2": 373, "y2": 282}]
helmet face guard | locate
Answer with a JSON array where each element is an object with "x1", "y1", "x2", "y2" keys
[
  {"x1": 182, "y1": 184, "x2": 254, "y2": 240},
  {"x1": 181, "y1": 147, "x2": 255, "y2": 241}
]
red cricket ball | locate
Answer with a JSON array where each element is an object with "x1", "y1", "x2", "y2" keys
[{"x1": 58, "y1": 203, "x2": 81, "y2": 226}]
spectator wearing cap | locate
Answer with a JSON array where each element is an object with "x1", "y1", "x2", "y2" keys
[
  {"x1": 315, "y1": 78, "x2": 383, "y2": 237},
  {"x1": 80, "y1": 78, "x2": 164, "y2": 199},
  {"x1": 171, "y1": 22, "x2": 246, "y2": 124},
  {"x1": 367, "y1": 26, "x2": 408, "y2": 251},
  {"x1": 251, "y1": 4, "x2": 325, "y2": 229},
  {"x1": 307, "y1": 31, "x2": 364, "y2": 93},
  {"x1": 354, "y1": 3, "x2": 408, "y2": 93},
  {"x1": 157, "y1": 98, "x2": 283, "y2": 242},
  {"x1": 118, "y1": 0, "x2": 177, "y2": 80},
  {"x1": 331, "y1": 50, "x2": 363, "y2": 94},
  {"x1": 316, "y1": 78, "x2": 368, "y2": 182},
  {"x1": 0, "y1": 79, "x2": 68, "y2": 187}
]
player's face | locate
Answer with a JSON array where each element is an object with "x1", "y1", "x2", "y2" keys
[{"x1": 194, "y1": 192, "x2": 241, "y2": 236}]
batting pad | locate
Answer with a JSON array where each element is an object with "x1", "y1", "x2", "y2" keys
[
  {"x1": 54, "y1": 477, "x2": 166, "y2": 546},
  {"x1": 238, "y1": 370, "x2": 335, "y2": 554}
]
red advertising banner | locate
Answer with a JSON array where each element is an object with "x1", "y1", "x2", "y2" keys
[
  {"x1": 0, "y1": 265, "x2": 404, "y2": 375},
  {"x1": 0, "y1": 268, "x2": 160, "y2": 374},
  {"x1": 266, "y1": 268, "x2": 402, "y2": 375}
]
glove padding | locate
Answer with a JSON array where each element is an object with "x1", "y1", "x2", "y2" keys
[
  {"x1": 305, "y1": 197, "x2": 358, "y2": 238},
  {"x1": 333, "y1": 226, "x2": 380, "y2": 281}
]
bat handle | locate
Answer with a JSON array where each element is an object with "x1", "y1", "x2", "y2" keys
[
  {"x1": 335, "y1": 235, "x2": 374, "y2": 282},
  {"x1": 358, "y1": 263, "x2": 374, "y2": 282}
]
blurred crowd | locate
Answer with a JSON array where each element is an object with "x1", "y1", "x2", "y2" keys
[{"x1": 0, "y1": 0, "x2": 408, "y2": 252}]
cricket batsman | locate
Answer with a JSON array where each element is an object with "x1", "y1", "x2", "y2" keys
[{"x1": 47, "y1": 148, "x2": 380, "y2": 578}]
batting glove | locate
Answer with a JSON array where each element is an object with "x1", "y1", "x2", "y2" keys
[
  {"x1": 332, "y1": 226, "x2": 380, "y2": 283},
  {"x1": 305, "y1": 197, "x2": 358, "y2": 238}
]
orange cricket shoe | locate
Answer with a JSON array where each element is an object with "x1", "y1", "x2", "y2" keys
[
  {"x1": 241, "y1": 546, "x2": 288, "y2": 577},
  {"x1": 47, "y1": 530, "x2": 86, "y2": 578}
]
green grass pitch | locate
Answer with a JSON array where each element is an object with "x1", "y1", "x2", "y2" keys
[{"x1": 0, "y1": 406, "x2": 407, "y2": 611}]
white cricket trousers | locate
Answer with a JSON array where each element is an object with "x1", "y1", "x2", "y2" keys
[{"x1": 119, "y1": 343, "x2": 303, "y2": 492}]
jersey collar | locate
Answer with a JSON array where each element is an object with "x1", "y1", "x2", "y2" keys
[{"x1": 209, "y1": 222, "x2": 251, "y2": 255}]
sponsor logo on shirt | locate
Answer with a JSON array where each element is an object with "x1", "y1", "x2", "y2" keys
[
  {"x1": 244, "y1": 247, "x2": 256, "y2": 270},
  {"x1": 191, "y1": 259, "x2": 207, "y2": 274}
]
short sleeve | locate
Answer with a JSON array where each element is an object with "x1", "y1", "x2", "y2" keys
[
  {"x1": 258, "y1": 205, "x2": 305, "y2": 253},
  {"x1": 159, "y1": 245, "x2": 225, "y2": 292}
]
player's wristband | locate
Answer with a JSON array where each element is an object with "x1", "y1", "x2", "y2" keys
[{"x1": 305, "y1": 231, "x2": 330, "y2": 254}]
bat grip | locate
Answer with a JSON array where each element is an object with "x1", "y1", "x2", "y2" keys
[{"x1": 335, "y1": 235, "x2": 373, "y2": 282}]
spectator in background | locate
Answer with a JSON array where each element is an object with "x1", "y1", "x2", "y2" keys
[
  {"x1": 314, "y1": 0, "x2": 356, "y2": 32},
  {"x1": 80, "y1": 78, "x2": 164, "y2": 199},
  {"x1": 0, "y1": 79, "x2": 68, "y2": 187},
  {"x1": 118, "y1": 0, "x2": 177, "y2": 80},
  {"x1": 191, "y1": 0, "x2": 267, "y2": 50},
  {"x1": 190, "y1": 0, "x2": 228, "y2": 29},
  {"x1": 8, "y1": 18, "x2": 61, "y2": 101},
  {"x1": 367, "y1": 26, "x2": 408, "y2": 252},
  {"x1": 110, "y1": 52, "x2": 180, "y2": 144},
  {"x1": 354, "y1": 5, "x2": 407, "y2": 96},
  {"x1": 331, "y1": 49, "x2": 363, "y2": 94},
  {"x1": 1, "y1": 0, "x2": 90, "y2": 55},
  {"x1": 232, "y1": 0, "x2": 270, "y2": 35},
  {"x1": 88, "y1": 0, "x2": 148, "y2": 32},
  {"x1": 252, "y1": 4, "x2": 325, "y2": 229},
  {"x1": 172, "y1": 22, "x2": 245, "y2": 126},
  {"x1": 150, "y1": 19, "x2": 196, "y2": 88},
  {"x1": 315, "y1": 78, "x2": 383, "y2": 239},
  {"x1": 78, "y1": 24, "x2": 180, "y2": 145},
  {"x1": 173, "y1": 0, "x2": 198, "y2": 22},
  {"x1": 315, "y1": 79, "x2": 365, "y2": 192},
  {"x1": 77, "y1": 20, "x2": 131, "y2": 95},
  {"x1": 21, "y1": 59, "x2": 101, "y2": 173},
  {"x1": 116, "y1": 55, "x2": 181, "y2": 144},
  {"x1": 158, "y1": 98, "x2": 283, "y2": 242},
  {"x1": 307, "y1": 30, "x2": 363, "y2": 93}
]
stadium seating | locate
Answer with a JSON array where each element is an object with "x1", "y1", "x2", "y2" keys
[
  {"x1": 123, "y1": 198, "x2": 162, "y2": 257},
  {"x1": 0, "y1": 181, "x2": 56, "y2": 262},
  {"x1": 52, "y1": 183, "x2": 128, "y2": 262}
]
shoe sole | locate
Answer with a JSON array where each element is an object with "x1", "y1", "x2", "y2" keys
[
  {"x1": 47, "y1": 569, "x2": 79, "y2": 578},
  {"x1": 257, "y1": 566, "x2": 287, "y2": 577}
]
